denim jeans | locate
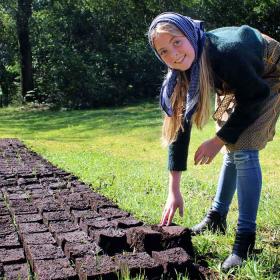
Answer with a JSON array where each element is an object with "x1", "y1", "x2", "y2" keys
[{"x1": 212, "y1": 150, "x2": 262, "y2": 233}]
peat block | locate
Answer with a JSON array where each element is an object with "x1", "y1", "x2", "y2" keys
[
  {"x1": 36, "y1": 201, "x2": 64, "y2": 214},
  {"x1": 25, "y1": 244, "x2": 65, "y2": 269},
  {"x1": 89, "y1": 197, "x2": 118, "y2": 211},
  {"x1": 22, "y1": 232, "x2": 56, "y2": 246},
  {"x1": 152, "y1": 225, "x2": 194, "y2": 256},
  {"x1": 114, "y1": 252, "x2": 164, "y2": 280},
  {"x1": 49, "y1": 182, "x2": 68, "y2": 190},
  {"x1": 3, "y1": 263, "x2": 29, "y2": 279},
  {"x1": 80, "y1": 217, "x2": 111, "y2": 234},
  {"x1": 49, "y1": 221, "x2": 80, "y2": 234},
  {"x1": 152, "y1": 247, "x2": 199, "y2": 279},
  {"x1": 18, "y1": 222, "x2": 48, "y2": 240},
  {"x1": 10, "y1": 204, "x2": 38, "y2": 215},
  {"x1": 0, "y1": 215, "x2": 13, "y2": 225},
  {"x1": 55, "y1": 231, "x2": 90, "y2": 250},
  {"x1": 64, "y1": 200, "x2": 91, "y2": 213},
  {"x1": 71, "y1": 209, "x2": 100, "y2": 224},
  {"x1": 91, "y1": 228, "x2": 129, "y2": 255},
  {"x1": 126, "y1": 226, "x2": 162, "y2": 253},
  {"x1": 98, "y1": 207, "x2": 130, "y2": 220},
  {"x1": 76, "y1": 255, "x2": 119, "y2": 280},
  {"x1": 0, "y1": 263, "x2": 3, "y2": 277},
  {"x1": 33, "y1": 258, "x2": 78, "y2": 280},
  {"x1": 17, "y1": 177, "x2": 38, "y2": 186},
  {"x1": 0, "y1": 207, "x2": 10, "y2": 216},
  {"x1": 64, "y1": 242, "x2": 102, "y2": 261},
  {"x1": 0, "y1": 232, "x2": 21, "y2": 248},
  {"x1": 15, "y1": 213, "x2": 43, "y2": 223},
  {"x1": 0, "y1": 248, "x2": 25, "y2": 265},
  {"x1": 110, "y1": 216, "x2": 143, "y2": 229},
  {"x1": 0, "y1": 223, "x2": 15, "y2": 236},
  {"x1": 57, "y1": 193, "x2": 82, "y2": 203},
  {"x1": 6, "y1": 193, "x2": 29, "y2": 201},
  {"x1": 42, "y1": 211, "x2": 71, "y2": 225}
]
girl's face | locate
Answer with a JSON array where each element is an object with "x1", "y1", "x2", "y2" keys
[{"x1": 153, "y1": 32, "x2": 195, "y2": 71}]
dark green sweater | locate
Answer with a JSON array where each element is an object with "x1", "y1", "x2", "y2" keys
[{"x1": 168, "y1": 25, "x2": 270, "y2": 171}]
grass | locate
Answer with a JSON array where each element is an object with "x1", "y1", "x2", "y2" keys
[{"x1": 0, "y1": 103, "x2": 279, "y2": 279}]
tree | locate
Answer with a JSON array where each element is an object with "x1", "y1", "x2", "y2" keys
[{"x1": 16, "y1": 0, "x2": 34, "y2": 99}]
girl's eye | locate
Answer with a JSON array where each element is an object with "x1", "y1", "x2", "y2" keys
[
  {"x1": 174, "y1": 40, "x2": 181, "y2": 46},
  {"x1": 160, "y1": 50, "x2": 167, "y2": 56}
]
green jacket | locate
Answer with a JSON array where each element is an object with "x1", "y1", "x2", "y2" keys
[{"x1": 168, "y1": 25, "x2": 269, "y2": 171}]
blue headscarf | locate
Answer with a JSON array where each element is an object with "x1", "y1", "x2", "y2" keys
[{"x1": 148, "y1": 12, "x2": 206, "y2": 120}]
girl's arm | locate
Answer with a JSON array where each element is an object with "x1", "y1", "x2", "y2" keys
[{"x1": 160, "y1": 171, "x2": 184, "y2": 226}]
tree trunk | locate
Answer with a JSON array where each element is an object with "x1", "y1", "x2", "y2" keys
[{"x1": 16, "y1": 0, "x2": 34, "y2": 99}]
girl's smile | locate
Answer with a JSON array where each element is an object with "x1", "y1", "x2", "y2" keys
[{"x1": 153, "y1": 32, "x2": 195, "y2": 71}]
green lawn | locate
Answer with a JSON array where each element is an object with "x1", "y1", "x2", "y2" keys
[{"x1": 0, "y1": 103, "x2": 279, "y2": 279}]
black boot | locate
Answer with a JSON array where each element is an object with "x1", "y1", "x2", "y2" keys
[
  {"x1": 191, "y1": 209, "x2": 227, "y2": 235},
  {"x1": 222, "y1": 232, "x2": 256, "y2": 271}
]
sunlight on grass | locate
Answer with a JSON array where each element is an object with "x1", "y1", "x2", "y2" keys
[{"x1": 0, "y1": 103, "x2": 279, "y2": 279}]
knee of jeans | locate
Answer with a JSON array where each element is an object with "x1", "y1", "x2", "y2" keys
[{"x1": 233, "y1": 151, "x2": 259, "y2": 167}]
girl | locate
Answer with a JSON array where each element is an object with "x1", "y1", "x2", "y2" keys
[{"x1": 148, "y1": 12, "x2": 280, "y2": 270}]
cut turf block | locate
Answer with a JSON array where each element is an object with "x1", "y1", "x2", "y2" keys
[
  {"x1": 57, "y1": 193, "x2": 83, "y2": 204},
  {"x1": 25, "y1": 244, "x2": 65, "y2": 270},
  {"x1": 0, "y1": 207, "x2": 9, "y2": 216},
  {"x1": 10, "y1": 204, "x2": 38, "y2": 215},
  {"x1": 88, "y1": 197, "x2": 118, "y2": 211},
  {"x1": 76, "y1": 255, "x2": 119, "y2": 280},
  {"x1": 126, "y1": 226, "x2": 162, "y2": 253},
  {"x1": 152, "y1": 225, "x2": 194, "y2": 256},
  {"x1": 114, "y1": 252, "x2": 164, "y2": 280},
  {"x1": 33, "y1": 258, "x2": 78, "y2": 280},
  {"x1": 0, "y1": 215, "x2": 13, "y2": 225},
  {"x1": 64, "y1": 200, "x2": 91, "y2": 213},
  {"x1": 22, "y1": 232, "x2": 56, "y2": 246},
  {"x1": 91, "y1": 228, "x2": 129, "y2": 255},
  {"x1": 18, "y1": 222, "x2": 48, "y2": 240},
  {"x1": 0, "y1": 248, "x2": 26, "y2": 265},
  {"x1": 98, "y1": 207, "x2": 130, "y2": 219},
  {"x1": 110, "y1": 216, "x2": 143, "y2": 229},
  {"x1": 64, "y1": 242, "x2": 102, "y2": 261},
  {"x1": 0, "y1": 232, "x2": 21, "y2": 248},
  {"x1": 152, "y1": 247, "x2": 197, "y2": 278},
  {"x1": 0, "y1": 263, "x2": 3, "y2": 277},
  {"x1": 3, "y1": 263, "x2": 29, "y2": 279},
  {"x1": 0, "y1": 223, "x2": 15, "y2": 236},
  {"x1": 49, "y1": 221, "x2": 80, "y2": 234},
  {"x1": 71, "y1": 209, "x2": 100, "y2": 224},
  {"x1": 42, "y1": 211, "x2": 71, "y2": 225},
  {"x1": 6, "y1": 193, "x2": 29, "y2": 200},
  {"x1": 36, "y1": 201, "x2": 64, "y2": 214},
  {"x1": 55, "y1": 231, "x2": 91, "y2": 250},
  {"x1": 15, "y1": 213, "x2": 43, "y2": 223},
  {"x1": 79, "y1": 217, "x2": 110, "y2": 235}
]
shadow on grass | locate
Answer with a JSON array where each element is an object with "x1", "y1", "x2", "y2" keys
[{"x1": 0, "y1": 103, "x2": 162, "y2": 140}]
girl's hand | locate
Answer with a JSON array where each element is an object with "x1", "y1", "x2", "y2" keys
[
  {"x1": 194, "y1": 136, "x2": 224, "y2": 165},
  {"x1": 160, "y1": 190, "x2": 184, "y2": 226}
]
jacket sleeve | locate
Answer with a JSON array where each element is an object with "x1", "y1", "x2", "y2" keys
[
  {"x1": 216, "y1": 54, "x2": 270, "y2": 144},
  {"x1": 168, "y1": 119, "x2": 192, "y2": 171}
]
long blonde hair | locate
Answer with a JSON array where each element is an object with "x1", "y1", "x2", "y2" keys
[{"x1": 149, "y1": 22, "x2": 213, "y2": 146}]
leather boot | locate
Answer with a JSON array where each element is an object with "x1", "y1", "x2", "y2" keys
[
  {"x1": 191, "y1": 209, "x2": 227, "y2": 235},
  {"x1": 222, "y1": 231, "x2": 256, "y2": 271}
]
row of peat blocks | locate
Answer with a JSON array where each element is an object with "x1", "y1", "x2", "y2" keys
[{"x1": 0, "y1": 139, "x2": 215, "y2": 280}]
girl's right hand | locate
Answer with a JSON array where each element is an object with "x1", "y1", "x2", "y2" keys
[{"x1": 160, "y1": 190, "x2": 184, "y2": 226}]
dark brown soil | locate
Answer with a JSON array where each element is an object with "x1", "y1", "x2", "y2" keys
[{"x1": 0, "y1": 138, "x2": 217, "y2": 280}]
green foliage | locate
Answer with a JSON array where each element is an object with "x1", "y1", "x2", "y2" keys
[{"x1": 0, "y1": 0, "x2": 280, "y2": 107}]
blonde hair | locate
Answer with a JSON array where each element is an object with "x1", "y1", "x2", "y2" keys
[{"x1": 149, "y1": 23, "x2": 213, "y2": 146}]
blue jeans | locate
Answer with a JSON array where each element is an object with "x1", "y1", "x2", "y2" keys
[{"x1": 212, "y1": 150, "x2": 262, "y2": 233}]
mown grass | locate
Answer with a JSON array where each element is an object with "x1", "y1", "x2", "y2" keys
[{"x1": 0, "y1": 103, "x2": 279, "y2": 279}]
